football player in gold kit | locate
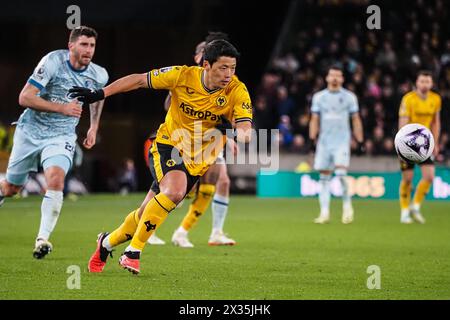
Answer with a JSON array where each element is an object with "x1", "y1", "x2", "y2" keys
[
  {"x1": 398, "y1": 71, "x2": 441, "y2": 224},
  {"x1": 147, "y1": 32, "x2": 240, "y2": 247},
  {"x1": 70, "y1": 39, "x2": 252, "y2": 274},
  {"x1": 172, "y1": 32, "x2": 239, "y2": 247}
]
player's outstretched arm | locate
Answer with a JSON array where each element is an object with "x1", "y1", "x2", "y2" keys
[
  {"x1": 69, "y1": 73, "x2": 149, "y2": 104},
  {"x1": 19, "y1": 82, "x2": 82, "y2": 117},
  {"x1": 103, "y1": 73, "x2": 149, "y2": 97},
  {"x1": 235, "y1": 121, "x2": 252, "y2": 143}
]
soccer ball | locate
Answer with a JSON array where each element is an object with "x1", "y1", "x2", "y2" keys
[{"x1": 394, "y1": 123, "x2": 434, "y2": 163}]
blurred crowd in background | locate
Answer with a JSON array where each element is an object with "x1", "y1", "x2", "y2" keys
[
  {"x1": 1, "y1": 0, "x2": 450, "y2": 194},
  {"x1": 255, "y1": 0, "x2": 450, "y2": 162}
]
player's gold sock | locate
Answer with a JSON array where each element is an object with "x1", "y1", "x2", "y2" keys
[
  {"x1": 412, "y1": 180, "x2": 431, "y2": 207},
  {"x1": 399, "y1": 181, "x2": 412, "y2": 210},
  {"x1": 130, "y1": 193, "x2": 176, "y2": 251},
  {"x1": 181, "y1": 184, "x2": 215, "y2": 231},
  {"x1": 108, "y1": 209, "x2": 140, "y2": 247}
]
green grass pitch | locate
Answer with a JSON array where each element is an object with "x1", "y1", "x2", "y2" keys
[{"x1": 0, "y1": 194, "x2": 449, "y2": 300}]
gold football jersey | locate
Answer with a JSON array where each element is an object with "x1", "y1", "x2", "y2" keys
[
  {"x1": 399, "y1": 91, "x2": 441, "y2": 129},
  {"x1": 148, "y1": 65, "x2": 252, "y2": 176}
]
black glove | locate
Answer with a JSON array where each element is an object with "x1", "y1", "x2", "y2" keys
[
  {"x1": 216, "y1": 116, "x2": 235, "y2": 139},
  {"x1": 355, "y1": 141, "x2": 365, "y2": 156},
  {"x1": 308, "y1": 139, "x2": 316, "y2": 153},
  {"x1": 69, "y1": 86, "x2": 105, "y2": 104}
]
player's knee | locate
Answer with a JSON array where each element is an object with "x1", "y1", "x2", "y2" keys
[
  {"x1": 201, "y1": 171, "x2": 219, "y2": 185},
  {"x1": 2, "y1": 183, "x2": 21, "y2": 196},
  {"x1": 401, "y1": 178, "x2": 413, "y2": 186},
  {"x1": 162, "y1": 187, "x2": 186, "y2": 205},
  {"x1": 46, "y1": 176, "x2": 65, "y2": 190},
  {"x1": 217, "y1": 174, "x2": 230, "y2": 192},
  {"x1": 44, "y1": 167, "x2": 66, "y2": 190},
  {"x1": 423, "y1": 176, "x2": 434, "y2": 184}
]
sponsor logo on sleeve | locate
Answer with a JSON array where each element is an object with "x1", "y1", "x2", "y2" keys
[
  {"x1": 242, "y1": 102, "x2": 252, "y2": 112},
  {"x1": 35, "y1": 67, "x2": 45, "y2": 80},
  {"x1": 160, "y1": 67, "x2": 173, "y2": 73}
]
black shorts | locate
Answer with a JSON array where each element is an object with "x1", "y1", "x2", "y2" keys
[
  {"x1": 148, "y1": 142, "x2": 199, "y2": 195},
  {"x1": 400, "y1": 157, "x2": 434, "y2": 171}
]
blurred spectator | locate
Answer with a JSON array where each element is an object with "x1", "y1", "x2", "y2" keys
[
  {"x1": 278, "y1": 115, "x2": 294, "y2": 149},
  {"x1": 364, "y1": 139, "x2": 375, "y2": 156},
  {"x1": 375, "y1": 41, "x2": 397, "y2": 70},
  {"x1": 277, "y1": 85, "x2": 295, "y2": 117},
  {"x1": 381, "y1": 137, "x2": 395, "y2": 155},
  {"x1": 440, "y1": 40, "x2": 450, "y2": 66},
  {"x1": 291, "y1": 134, "x2": 307, "y2": 153},
  {"x1": 255, "y1": 70, "x2": 282, "y2": 130},
  {"x1": 118, "y1": 158, "x2": 138, "y2": 195},
  {"x1": 272, "y1": 53, "x2": 300, "y2": 74}
]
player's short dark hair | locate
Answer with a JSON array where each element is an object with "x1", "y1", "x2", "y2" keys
[
  {"x1": 205, "y1": 31, "x2": 230, "y2": 44},
  {"x1": 327, "y1": 65, "x2": 343, "y2": 74},
  {"x1": 203, "y1": 39, "x2": 240, "y2": 66},
  {"x1": 195, "y1": 32, "x2": 231, "y2": 66},
  {"x1": 417, "y1": 70, "x2": 433, "y2": 79},
  {"x1": 69, "y1": 26, "x2": 98, "y2": 43}
]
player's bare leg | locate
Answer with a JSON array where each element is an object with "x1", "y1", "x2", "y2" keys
[
  {"x1": 314, "y1": 170, "x2": 332, "y2": 224},
  {"x1": 209, "y1": 163, "x2": 236, "y2": 245},
  {"x1": 399, "y1": 168, "x2": 414, "y2": 224},
  {"x1": 410, "y1": 164, "x2": 434, "y2": 224},
  {"x1": 172, "y1": 165, "x2": 219, "y2": 248}
]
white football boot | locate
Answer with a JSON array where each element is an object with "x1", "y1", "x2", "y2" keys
[
  {"x1": 400, "y1": 209, "x2": 413, "y2": 224},
  {"x1": 171, "y1": 229, "x2": 194, "y2": 248},
  {"x1": 410, "y1": 204, "x2": 426, "y2": 224},
  {"x1": 147, "y1": 233, "x2": 166, "y2": 245},
  {"x1": 314, "y1": 213, "x2": 330, "y2": 224},
  {"x1": 208, "y1": 230, "x2": 236, "y2": 246},
  {"x1": 342, "y1": 205, "x2": 354, "y2": 224}
]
